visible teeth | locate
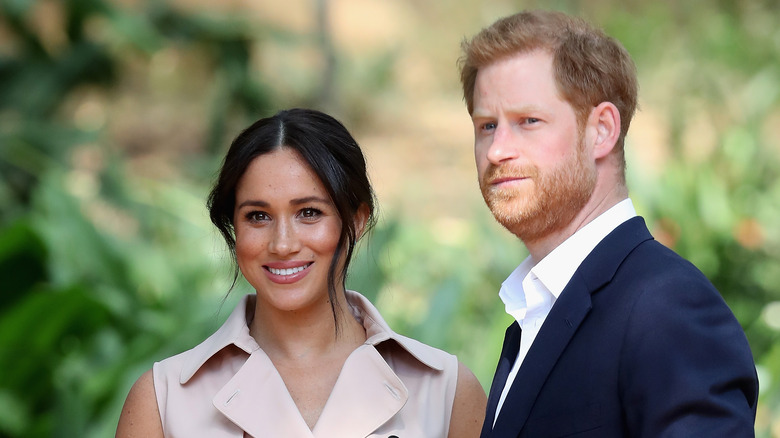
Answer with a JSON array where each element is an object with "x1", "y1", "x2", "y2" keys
[{"x1": 269, "y1": 265, "x2": 309, "y2": 276}]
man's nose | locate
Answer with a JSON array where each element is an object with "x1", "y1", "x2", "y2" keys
[{"x1": 486, "y1": 124, "x2": 520, "y2": 165}]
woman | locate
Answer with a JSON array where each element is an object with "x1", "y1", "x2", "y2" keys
[{"x1": 116, "y1": 108, "x2": 486, "y2": 437}]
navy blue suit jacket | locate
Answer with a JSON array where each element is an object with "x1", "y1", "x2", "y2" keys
[{"x1": 482, "y1": 217, "x2": 758, "y2": 437}]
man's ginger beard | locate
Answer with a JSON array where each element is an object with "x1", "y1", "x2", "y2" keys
[{"x1": 480, "y1": 138, "x2": 597, "y2": 243}]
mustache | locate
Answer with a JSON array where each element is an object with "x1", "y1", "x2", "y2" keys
[{"x1": 482, "y1": 164, "x2": 538, "y2": 184}]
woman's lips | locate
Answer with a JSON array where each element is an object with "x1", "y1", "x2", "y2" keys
[{"x1": 263, "y1": 262, "x2": 313, "y2": 284}]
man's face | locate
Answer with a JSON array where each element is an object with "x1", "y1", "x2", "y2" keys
[{"x1": 471, "y1": 50, "x2": 596, "y2": 242}]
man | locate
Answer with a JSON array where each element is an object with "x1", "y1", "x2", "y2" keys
[{"x1": 458, "y1": 10, "x2": 758, "y2": 437}]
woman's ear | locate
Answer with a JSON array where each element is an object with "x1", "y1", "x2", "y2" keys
[
  {"x1": 588, "y1": 101, "x2": 621, "y2": 159},
  {"x1": 353, "y1": 204, "x2": 370, "y2": 239}
]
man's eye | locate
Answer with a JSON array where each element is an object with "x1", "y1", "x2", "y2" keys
[
  {"x1": 524, "y1": 117, "x2": 540, "y2": 124},
  {"x1": 482, "y1": 122, "x2": 496, "y2": 131}
]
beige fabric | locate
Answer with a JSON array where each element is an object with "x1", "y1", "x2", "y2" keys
[{"x1": 153, "y1": 290, "x2": 458, "y2": 437}]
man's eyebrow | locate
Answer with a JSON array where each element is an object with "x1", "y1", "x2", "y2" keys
[
  {"x1": 472, "y1": 105, "x2": 549, "y2": 119},
  {"x1": 470, "y1": 109, "x2": 493, "y2": 119}
]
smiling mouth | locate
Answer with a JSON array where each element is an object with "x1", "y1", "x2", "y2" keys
[{"x1": 266, "y1": 263, "x2": 312, "y2": 276}]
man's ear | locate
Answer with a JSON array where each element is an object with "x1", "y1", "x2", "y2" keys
[
  {"x1": 588, "y1": 102, "x2": 621, "y2": 159},
  {"x1": 353, "y1": 204, "x2": 370, "y2": 239}
]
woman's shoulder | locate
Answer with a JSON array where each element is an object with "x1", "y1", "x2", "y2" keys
[{"x1": 116, "y1": 369, "x2": 164, "y2": 437}]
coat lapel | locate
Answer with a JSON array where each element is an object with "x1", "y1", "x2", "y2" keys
[
  {"x1": 481, "y1": 322, "x2": 521, "y2": 437},
  {"x1": 313, "y1": 345, "x2": 408, "y2": 436},
  {"x1": 489, "y1": 217, "x2": 654, "y2": 437},
  {"x1": 204, "y1": 290, "x2": 442, "y2": 437},
  {"x1": 213, "y1": 350, "x2": 313, "y2": 437},
  {"x1": 490, "y1": 278, "x2": 593, "y2": 437},
  {"x1": 212, "y1": 344, "x2": 408, "y2": 437}
]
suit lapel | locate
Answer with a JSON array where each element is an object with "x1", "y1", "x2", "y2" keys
[
  {"x1": 482, "y1": 322, "x2": 522, "y2": 437},
  {"x1": 488, "y1": 217, "x2": 654, "y2": 437},
  {"x1": 491, "y1": 278, "x2": 593, "y2": 437}
]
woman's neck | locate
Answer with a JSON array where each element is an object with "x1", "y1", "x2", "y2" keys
[{"x1": 248, "y1": 291, "x2": 366, "y2": 362}]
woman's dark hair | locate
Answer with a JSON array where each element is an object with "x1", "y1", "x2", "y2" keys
[{"x1": 207, "y1": 108, "x2": 377, "y2": 329}]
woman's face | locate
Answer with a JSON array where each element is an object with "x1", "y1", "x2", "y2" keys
[{"x1": 233, "y1": 147, "x2": 343, "y2": 314}]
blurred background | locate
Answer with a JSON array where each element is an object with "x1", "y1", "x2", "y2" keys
[{"x1": 1, "y1": 0, "x2": 779, "y2": 436}]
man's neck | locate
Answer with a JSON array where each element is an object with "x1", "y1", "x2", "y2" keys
[{"x1": 524, "y1": 188, "x2": 628, "y2": 263}]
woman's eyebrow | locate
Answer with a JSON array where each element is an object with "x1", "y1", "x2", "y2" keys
[
  {"x1": 290, "y1": 196, "x2": 331, "y2": 206},
  {"x1": 236, "y1": 199, "x2": 269, "y2": 209}
]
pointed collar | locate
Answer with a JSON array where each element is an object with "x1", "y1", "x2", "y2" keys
[
  {"x1": 533, "y1": 198, "x2": 636, "y2": 296},
  {"x1": 180, "y1": 294, "x2": 260, "y2": 384},
  {"x1": 180, "y1": 290, "x2": 443, "y2": 384},
  {"x1": 345, "y1": 289, "x2": 446, "y2": 371},
  {"x1": 213, "y1": 331, "x2": 410, "y2": 437}
]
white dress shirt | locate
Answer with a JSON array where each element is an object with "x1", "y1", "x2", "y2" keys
[{"x1": 493, "y1": 198, "x2": 637, "y2": 423}]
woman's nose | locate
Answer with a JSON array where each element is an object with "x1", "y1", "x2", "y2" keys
[{"x1": 268, "y1": 220, "x2": 300, "y2": 255}]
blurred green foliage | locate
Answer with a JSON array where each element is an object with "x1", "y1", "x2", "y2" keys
[{"x1": 1, "y1": 0, "x2": 779, "y2": 437}]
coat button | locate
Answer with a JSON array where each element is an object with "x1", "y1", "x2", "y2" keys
[
  {"x1": 225, "y1": 389, "x2": 240, "y2": 406},
  {"x1": 383, "y1": 382, "x2": 400, "y2": 400}
]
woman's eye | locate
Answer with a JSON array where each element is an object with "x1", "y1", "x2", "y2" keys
[
  {"x1": 300, "y1": 208, "x2": 322, "y2": 219},
  {"x1": 246, "y1": 211, "x2": 269, "y2": 223}
]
